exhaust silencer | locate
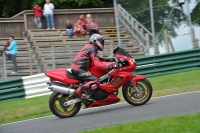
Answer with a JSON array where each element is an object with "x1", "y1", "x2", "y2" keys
[{"x1": 49, "y1": 85, "x2": 75, "y2": 95}]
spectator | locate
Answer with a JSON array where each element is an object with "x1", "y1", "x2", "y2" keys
[
  {"x1": 87, "y1": 18, "x2": 99, "y2": 36},
  {"x1": 62, "y1": 20, "x2": 73, "y2": 39},
  {"x1": 6, "y1": 36, "x2": 18, "y2": 74},
  {"x1": 73, "y1": 20, "x2": 86, "y2": 37},
  {"x1": 0, "y1": 41, "x2": 10, "y2": 60},
  {"x1": 86, "y1": 14, "x2": 92, "y2": 33},
  {"x1": 32, "y1": 3, "x2": 42, "y2": 29},
  {"x1": 86, "y1": 14, "x2": 92, "y2": 23},
  {"x1": 43, "y1": 0, "x2": 55, "y2": 29},
  {"x1": 79, "y1": 15, "x2": 87, "y2": 30},
  {"x1": 5, "y1": 41, "x2": 11, "y2": 60}
]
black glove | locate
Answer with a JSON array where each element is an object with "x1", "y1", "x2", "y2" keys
[
  {"x1": 104, "y1": 58, "x2": 115, "y2": 62},
  {"x1": 109, "y1": 58, "x2": 115, "y2": 62},
  {"x1": 108, "y1": 65, "x2": 114, "y2": 71}
]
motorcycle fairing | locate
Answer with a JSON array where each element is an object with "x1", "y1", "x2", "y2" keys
[{"x1": 85, "y1": 94, "x2": 120, "y2": 108}]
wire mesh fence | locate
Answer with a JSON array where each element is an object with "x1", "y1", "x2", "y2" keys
[{"x1": 115, "y1": 0, "x2": 199, "y2": 54}]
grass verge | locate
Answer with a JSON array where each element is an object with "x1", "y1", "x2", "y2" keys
[
  {"x1": 0, "y1": 70, "x2": 200, "y2": 125},
  {"x1": 78, "y1": 112, "x2": 200, "y2": 133}
]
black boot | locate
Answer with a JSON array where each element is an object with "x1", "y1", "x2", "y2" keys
[{"x1": 73, "y1": 86, "x2": 87, "y2": 100}]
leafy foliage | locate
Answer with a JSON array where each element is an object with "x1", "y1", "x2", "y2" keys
[
  {"x1": 0, "y1": 0, "x2": 113, "y2": 17},
  {"x1": 1, "y1": 0, "x2": 200, "y2": 30},
  {"x1": 191, "y1": 1, "x2": 200, "y2": 26},
  {"x1": 117, "y1": 0, "x2": 186, "y2": 36}
]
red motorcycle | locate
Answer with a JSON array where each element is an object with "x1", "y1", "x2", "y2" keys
[{"x1": 46, "y1": 47, "x2": 152, "y2": 118}]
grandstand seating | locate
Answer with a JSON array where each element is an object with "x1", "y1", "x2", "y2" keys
[
  {"x1": 0, "y1": 27, "x2": 144, "y2": 79},
  {"x1": 0, "y1": 38, "x2": 40, "y2": 79},
  {"x1": 103, "y1": 27, "x2": 144, "y2": 56}
]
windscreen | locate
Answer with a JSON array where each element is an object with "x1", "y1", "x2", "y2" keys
[{"x1": 113, "y1": 47, "x2": 131, "y2": 58}]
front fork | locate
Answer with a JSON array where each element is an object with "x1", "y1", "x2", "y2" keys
[
  {"x1": 130, "y1": 80, "x2": 140, "y2": 93},
  {"x1": 125, "y1": 75, "x2": 146, "y2": 93}
]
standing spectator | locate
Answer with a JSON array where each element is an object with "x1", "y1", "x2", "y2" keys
[
  {"x1": 62, "y1": 20, "x2": 73, "y2": 39},
  {"x1": 87, "y1": 18, "x2": 99, "y2": 36},
  {"x1": 43, "y1": 0, "x2": 55, "y2": 29},
  {"x1": 79, "y1": 15, "x2": 87, "y2": 30},
  {"x1": 73, "y1": 20, "x2": 86, "y2": 37},
  {"x1": 6, "y1": 36, "x2": 18, "y2": 74},
  {"x1": 32, "y1": 3, "x2": 42, "y2": 29}
]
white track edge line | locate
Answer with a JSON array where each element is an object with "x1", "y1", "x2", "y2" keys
[{"x1": 1, "y1": 90, "x2": 200, "y2": 126}]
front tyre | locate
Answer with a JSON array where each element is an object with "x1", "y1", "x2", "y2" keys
[
  {"x1": 122, "y1": 78, "x2": 152, "y2": 106},
  {"x1": 49, "y1": 92, "x2": 81, "y2": 118}
]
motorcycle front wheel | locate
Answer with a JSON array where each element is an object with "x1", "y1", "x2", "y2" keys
[
  {"x1": 122, "y1": 78, "x2": 152, "y2": 106},
  {"x1": 49, "y1": 92, "x2": 81, "y2": 118}
]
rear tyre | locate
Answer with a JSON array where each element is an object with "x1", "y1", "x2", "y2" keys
[
  {"x1": 49, "y1": 92, "x2": 81, "y2": 118},
  {"x1": 122, "y1": 78, "x2": 152, "y2": 106}
]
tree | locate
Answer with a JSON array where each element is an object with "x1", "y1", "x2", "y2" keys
[
  {"x1": 191, "y1": 1, "x2": 200, "y2": 26},
  {"x1": 117, "y1": 0, "x2": 186, "y2": 37},
  {"x1": 0, "y1": 0, "x2": 113, "y2": 18}
]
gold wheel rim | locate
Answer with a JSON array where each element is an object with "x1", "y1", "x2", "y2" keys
[
  {"x1": 53, "y1": 93, "x2": 78, "y2": 115},
  {"x1": 126, "y1": 81, "x2": 150, "y2": 103}
]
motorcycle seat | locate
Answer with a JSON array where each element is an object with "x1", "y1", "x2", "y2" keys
[{"x1": 66, "y1": 69, "x2": 78, "y2": 80}]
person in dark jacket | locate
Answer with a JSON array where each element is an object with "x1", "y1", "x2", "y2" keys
[
  {"x1": 87, "y1": 18, "x2": 99, "y2": 36},
  {"x1": 71, "y1": 34, "x2": 115, "y2": 99},
  {"x1": 62, "y1": 20, "x2": 73, "y2": 38},
  {"x1": 0, "y1": 40, "x2": 10, "y2": 59},
  {"x1": 33, "y1": 3, "x2": 42, "y2": 29}
]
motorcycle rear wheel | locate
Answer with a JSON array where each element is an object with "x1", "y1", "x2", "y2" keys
[
  {"x1": 49, "y1": 92, "x2": 81, "y2": 118},
  {"x1": 122, "y1": 78, "x2": 152, "y2": 106}
]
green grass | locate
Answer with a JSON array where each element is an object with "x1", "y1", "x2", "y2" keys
[
  {"x1": 0, "y1": 95, "x2": 51, "y2": 125},
  {"x1": 0, "y1": 70, "x2": 200, "y2": 125},
  {"x1": 79, "y1": 112, "x2": 200, "y2": 133},
  {"x1": 149, "y1": 69, "x2": 200, "y2": 97}
]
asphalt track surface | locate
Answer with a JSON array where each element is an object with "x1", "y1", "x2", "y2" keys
[{"x1": 1, "y1": 91, "x2": 200, "y2": 133}]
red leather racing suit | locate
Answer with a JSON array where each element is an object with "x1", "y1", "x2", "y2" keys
[{"x1": 71, "y1": 43, "x2": 114, "y2": 82}]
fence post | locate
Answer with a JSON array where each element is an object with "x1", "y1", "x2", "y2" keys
[
  {"x1": 149, "y1": 0, "x2": 158, "y2": 55},
  {"x1": 113, "y1": 0, "x2": 122, "y2": 47},
  {"x1": 3, "y1": 52, "x2": 7, "y2": 80},
  {"x1": 164, "y1": 29, "x2": 170, "y2": 53},
  {"x1": 0, "y1": 56, "x2": 2, "y2": 80},
  {"x1": 145, "y1": 33, "x2": 150, "y2": 55},
  {"x1": 66, "y1": 44, "x2": 73, "y2": 66},
  {"x1": 51, "y1": 45, "x2": 56, "y2": 69},
  {"x1": 29, "y1": 48, "x2": 33, "y2": 75},
  {"x1": 109, "y1": 41, "x2": 114, "y2": 57},
  {"x1": 192, "y1": 28, "x2": 199, "y2": 48},
  {"x1": 24, "y1": 12, "x2": 27, "y2": 31}
]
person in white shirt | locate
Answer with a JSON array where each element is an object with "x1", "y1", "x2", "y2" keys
[{"x1": 43, "y1": 0, "x2": 55, "y2": 29}]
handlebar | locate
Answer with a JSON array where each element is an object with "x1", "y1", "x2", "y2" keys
[{"x1": 114, "y1": 57, "x2": 123, "y2": 69}]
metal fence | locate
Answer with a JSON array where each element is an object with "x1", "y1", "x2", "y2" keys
[
  {"x1": 114, "y1": 0, "x2": 199, "y2": 54},
  {"x1": 0, "y1": 56, "x2": 3, "y2": 80},
  {"x1": 1, "y1": 47, "x2": 200, "y2": 102},
  {"x1": 0, "y1": 52, "x2": 7, "y2": 80}
]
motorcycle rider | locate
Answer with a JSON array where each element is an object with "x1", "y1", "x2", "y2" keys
[{"x1": 71, "y1": 34, "x2": 115, "y2": 100}]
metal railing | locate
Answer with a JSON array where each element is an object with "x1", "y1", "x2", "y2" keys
[
  {"x1": 116, "y1": 4, "x2": 150, "y2": 55},
  {"x1": 1, "y1": 47, "x2": 200, "y2": 102},
  {"x1": 0, "y1": 52, "x2": 7, "y2": 80},
  {"x1": 0, "y1": 73, "x2": 50, "y2": 102}
]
